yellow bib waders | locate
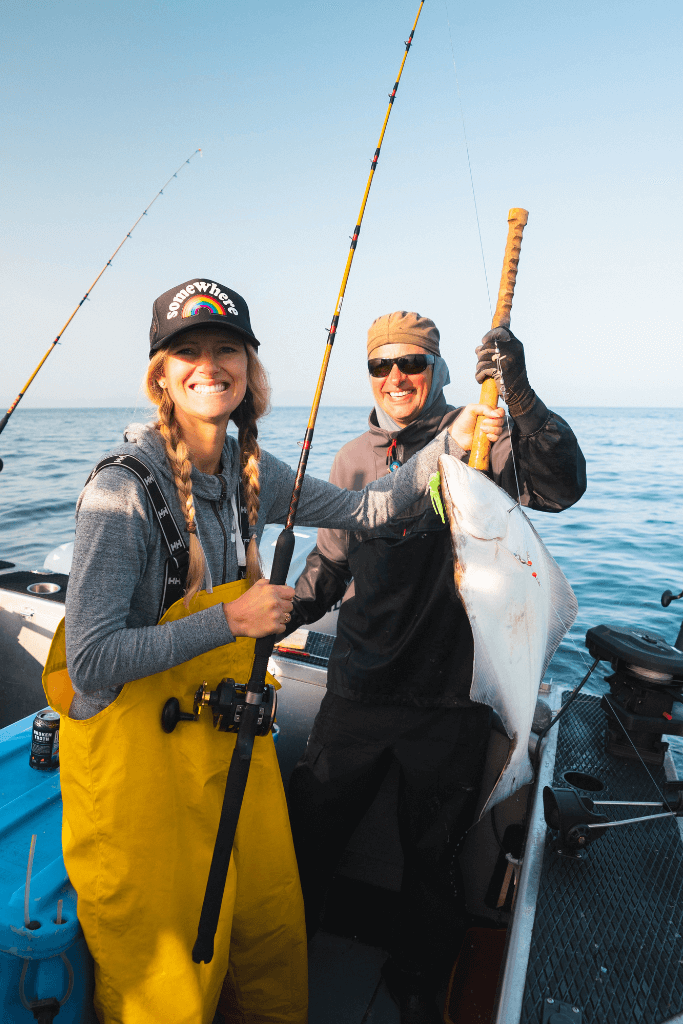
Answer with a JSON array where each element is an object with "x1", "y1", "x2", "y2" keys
[{"x1": 43, "y1": 581, "x2": 307, "y2": 1024}]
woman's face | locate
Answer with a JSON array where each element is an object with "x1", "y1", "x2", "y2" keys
[{"x1": 158, "y1": 326, "x2": 249, "y2": 429}]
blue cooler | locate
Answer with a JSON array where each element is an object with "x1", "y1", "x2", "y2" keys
[{"x1": 0, "y1": 712, "x2": 97, "y2": 1023}]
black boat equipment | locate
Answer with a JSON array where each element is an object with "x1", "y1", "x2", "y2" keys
[
  {"x1": 543, "y1": 781, "x2": 683, "y2": 859},
  {"x1": 662, "y1": 586, "x2": 683, "y2": 608},
  {"x1": 532, "y1": 605, "x2": 683, "y2": 862}
]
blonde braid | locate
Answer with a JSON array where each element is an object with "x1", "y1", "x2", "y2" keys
[
  {"x1": 232, "y1": 346, "x2": 271, "y2": 587},
  {"x1": 145, "y1": 353, "x2": 207, "y2": 607}
]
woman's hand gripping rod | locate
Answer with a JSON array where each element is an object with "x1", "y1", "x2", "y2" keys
[
  {"x1": 191, "y1": 0, "x2": 426, "y2": 965},
  {"x1": 468, "y1": 207, "x2": 529, "y2": 472}
]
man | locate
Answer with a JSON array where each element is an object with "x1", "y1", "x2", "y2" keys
[{"x1": 286, "y1": 311, "x2": 586, "y2": 1023}]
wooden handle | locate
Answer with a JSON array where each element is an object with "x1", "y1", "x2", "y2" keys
[{"x1": 468, "y1": 207, "x2": 529, "y2": 471}]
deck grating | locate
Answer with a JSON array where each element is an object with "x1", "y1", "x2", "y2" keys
[
  {"x1": 521, "y1": 692, "x2": 683, "y2": 1023},
  {"x1": 276, "y1": 630, "x2": 335, "y2": 667}
]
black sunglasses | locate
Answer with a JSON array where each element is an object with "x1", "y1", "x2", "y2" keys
[{"x1": 367, "y1": 353, "x2": 435, "y2": 378}]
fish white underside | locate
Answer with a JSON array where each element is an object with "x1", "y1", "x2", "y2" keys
[{"x1": 438, "y1": 454, "x2": 578, "y2": 818}]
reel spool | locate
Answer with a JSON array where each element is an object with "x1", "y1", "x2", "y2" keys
[
  {"x1": 586, "y1": 625, "x2": 683, "y2": 766},
  {"x1": 161, "y1": 679, "x2": 276, "y2": 736}
]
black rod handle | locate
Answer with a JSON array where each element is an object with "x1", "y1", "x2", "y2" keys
[
  {"x1": 269, "y1": 528, "x2": 295, "y2": 586},
  {"x1": 192, "y1": 528, "x2": 297, "y2": 963},
  {"x1": 192, "y1": 706, "x2": 258, "y2": 964}
]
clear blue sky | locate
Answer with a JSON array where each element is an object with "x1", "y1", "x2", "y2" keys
[{"x1": 2, "y1": 0, "x2": 681, "y2": 412}]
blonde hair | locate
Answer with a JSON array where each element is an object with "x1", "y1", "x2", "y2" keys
[{"x1": 145, "y1": 339, "x2": 270, "y2": 606}]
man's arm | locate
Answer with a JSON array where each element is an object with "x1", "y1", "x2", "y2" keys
[
  {"x1": 476, "y1": 327, "x2": 587, "y2": 512},
  {"x1": 286, "y1": 539, "x2": 352, "y2": 634},
  {"x1": 285, "y1": 450, "x2": 354, "y2": 633},
  {"x1": 491, "y1": 399, "x2": 587, "y2": 512}
]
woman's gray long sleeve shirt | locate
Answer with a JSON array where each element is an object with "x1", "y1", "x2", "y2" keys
[{"x1": 66, "y1": 422, "x2": 461, "y2": 717}]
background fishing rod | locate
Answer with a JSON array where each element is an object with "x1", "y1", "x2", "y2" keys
[
  {"x1": 190, "y1": 0, "x2": 426, "y2": 965},
  {"x1": 0, "y1": 148, "x2": 202, "y2": 472}
]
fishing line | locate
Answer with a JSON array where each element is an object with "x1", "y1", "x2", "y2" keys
[
  {"x1": 0, "y1": 148, "x2": 202, "y2": 446},
  {"x1": 442, "y1": 0, "x2": 492, "y2": 319},
  {"x1": 442, "y1": 8, "x2": 526, "y2": 516},
  {"x1": 602, "y1": 694, "x2": 669, "y2": 806}
]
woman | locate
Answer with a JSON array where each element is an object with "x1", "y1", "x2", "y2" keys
[{"x1": 43, "y1": 278, "x2": 504, "y2": 1024}]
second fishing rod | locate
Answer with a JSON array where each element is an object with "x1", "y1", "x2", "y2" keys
[{"x1": 189, "y1": 0, "x2": 426, "y2": 965}]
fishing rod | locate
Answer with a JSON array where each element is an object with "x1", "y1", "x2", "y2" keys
[
  {"x1": 190, "y1": 0, "x2": 426, "y2": 965},
  {"x1": 0, "y1": 148, "x2": 202, "y2": 471}
]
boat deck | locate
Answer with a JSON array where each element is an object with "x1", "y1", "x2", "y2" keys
[
  {"x1": 516, "y1": 691, "x2": 683, "y2": 1023},
  {"x1": 309, "y1": 932, "x2": 398, "y2": 1024}
]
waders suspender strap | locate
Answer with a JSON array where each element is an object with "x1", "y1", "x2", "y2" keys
[
  {"x1": 191, "y1": 0, "x2": 426, "y2": 965},
  {"x1": 88, "y1": 455, "x2": 251, "y2": 613},
  {"x1": 87, "y1": 455, "x2": 189, "y2": 621},
  {"x1": 234, "y1": 488, "x2": 250, "y2": 581}
]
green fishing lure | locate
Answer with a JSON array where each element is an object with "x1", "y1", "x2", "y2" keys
[{"x1": 428, "y1": 471, "x2": 445, "y2": 524}]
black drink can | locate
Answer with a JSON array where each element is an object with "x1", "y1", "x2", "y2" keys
[{"x1": 29, "y1": 710, "x2": 60, "y2": 771}]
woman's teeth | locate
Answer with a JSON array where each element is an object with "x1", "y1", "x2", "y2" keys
[
  {"x1": 389, "y1": 390, "x2": 410, "y2": 398},
  {"x1": 191, "y1": 383, "x2": 227, "y2": 395}
]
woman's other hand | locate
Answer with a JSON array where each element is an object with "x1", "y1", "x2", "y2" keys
[
  {"x1": 223, "y1": 578, "x2": 295, "y2": 638},
  {"x1": 449, "y1": 404, "x2": 505, "y2": 452}
]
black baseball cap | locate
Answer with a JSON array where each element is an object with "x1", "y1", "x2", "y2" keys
[{"x1": 149, "y1": 278, "x2": 259, "y2": 356}]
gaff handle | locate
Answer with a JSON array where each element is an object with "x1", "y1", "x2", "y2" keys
[{"x1": 468, "y1": 208, "x2": 529, "y2": 472}]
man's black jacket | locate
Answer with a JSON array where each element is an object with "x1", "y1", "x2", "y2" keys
[{"x1": 288, "y1": 393, "x2": 586, "y2": 707}]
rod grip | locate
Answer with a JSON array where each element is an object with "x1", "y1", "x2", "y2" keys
[
  {"x1": 469, "y1": 208, "x2": 529, "y2": 472},
  {"x1": 269, "y1": 528, "x2": 295, "y2": 587}
]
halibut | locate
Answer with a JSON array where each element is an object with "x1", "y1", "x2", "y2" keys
[{"x1": 439, "y1": 453, "x2": 578, "y2": 816}]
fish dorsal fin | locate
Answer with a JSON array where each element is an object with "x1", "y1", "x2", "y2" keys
[{"x1": 440, "y1": 455, "x2": 512, "y2": 541}]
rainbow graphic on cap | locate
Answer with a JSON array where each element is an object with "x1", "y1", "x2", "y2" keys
[{"x1": 181, "y1": 296, "x2": 227, "y2": 318}]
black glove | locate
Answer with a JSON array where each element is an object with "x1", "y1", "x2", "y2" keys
[{"x1": 475, "y1": 326, "x2": 536, "y2": 419}]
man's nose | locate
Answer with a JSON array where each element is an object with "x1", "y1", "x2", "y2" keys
[{"x1": 387, "y1": 363, "x2": 406, "y2": 385}]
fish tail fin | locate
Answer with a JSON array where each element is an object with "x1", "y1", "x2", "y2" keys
[{"x1": 476, "y1": 742, "x2": 535, "y2": 821}]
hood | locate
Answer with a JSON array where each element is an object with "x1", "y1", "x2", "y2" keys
[
  {"x1": 367, "y1": 391, "x2": 460, "y2": 462},
  {"x1": 120, "y1": 423, "x2": 240, "y2": 501}
]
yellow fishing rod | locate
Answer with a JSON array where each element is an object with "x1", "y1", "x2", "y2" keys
[
  {"x1": 191, "y1": 0, "x2": 425, "y2": 965},
  {"x1": 0, "y1": 148, "x2": 202, "y2": 467},
  {"x1": 285, "y1": 1, "x2": 425, "y2": 528}
]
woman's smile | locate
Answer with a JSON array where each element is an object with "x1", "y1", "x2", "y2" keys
[
  {"x1": 159, "y1": 326, "x2": 248, "y2": 428},
  {"x1": 190, "y1": 382, "x2": 228, "y2": 394}
]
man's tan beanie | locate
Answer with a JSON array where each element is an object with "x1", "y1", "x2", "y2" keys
[{"x1": 367, "y1": 311, "x2": 441, "y2": 357}]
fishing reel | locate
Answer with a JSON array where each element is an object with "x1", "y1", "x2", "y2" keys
[
  {"x1": 585, "y1": 625, "x2": 683, "y2": 767},
  {"x1": 161, "y1": 679, "x2": 276, "y2": 736},
  {"x1": 544, "y1": 781, "x2": 683, "y2": 860}
]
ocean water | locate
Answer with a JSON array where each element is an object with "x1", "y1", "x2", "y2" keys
[{"x1": 2, "y1": 406, "x2": 683, "y2": 751}]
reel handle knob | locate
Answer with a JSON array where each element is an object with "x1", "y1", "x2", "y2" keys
[{"x1": 161, "y1": 697, "x2": 197, "y2": 733}]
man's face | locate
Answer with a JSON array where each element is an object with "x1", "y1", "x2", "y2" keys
[{"x1": 369, "y1": 343, "x2": 434, "y2": 427}]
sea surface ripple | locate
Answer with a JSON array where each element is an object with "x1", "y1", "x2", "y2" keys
[{"x1": 2, "y1": 406, "x2": 682, "y2": 760}]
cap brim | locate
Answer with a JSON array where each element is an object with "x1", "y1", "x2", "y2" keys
[{"x1": 150, "y1": 317, "x2": 259, "y2": 357}]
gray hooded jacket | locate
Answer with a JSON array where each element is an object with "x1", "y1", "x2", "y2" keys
[{"x1": 66, "y1": 422, "x2": 462, "y2": 718}]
